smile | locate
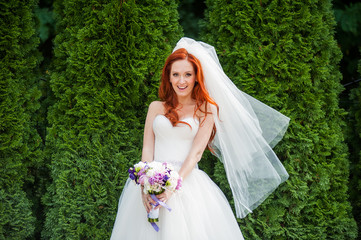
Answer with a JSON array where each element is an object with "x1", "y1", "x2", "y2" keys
[{"x1": 178, "y1": 86, "x2": 188, "y2": 90}]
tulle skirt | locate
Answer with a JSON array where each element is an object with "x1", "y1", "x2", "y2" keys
[{"x1": 110, "y1": 168, "x2": 244, "y2": 240}]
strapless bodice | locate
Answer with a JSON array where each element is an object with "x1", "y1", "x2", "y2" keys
[{"x1": 153, "y1": 115, "x2": 199, "y2": 167}]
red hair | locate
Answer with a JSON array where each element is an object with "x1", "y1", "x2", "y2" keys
[{"x1": 158, "y1": 48, "x2": 218, "y2": 148}]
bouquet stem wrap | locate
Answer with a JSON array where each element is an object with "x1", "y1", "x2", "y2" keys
[{"x1": 148, "y1": 194, "x2": 172, "y2": 232}]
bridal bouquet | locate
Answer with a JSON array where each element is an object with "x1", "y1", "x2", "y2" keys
[{"x1": 128, "y1": 161, "x2": 182, "y2": 231}]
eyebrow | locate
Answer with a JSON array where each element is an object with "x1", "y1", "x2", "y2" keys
[{"x1": 171, "y1": 70, "x2": 193, "y2": 73}]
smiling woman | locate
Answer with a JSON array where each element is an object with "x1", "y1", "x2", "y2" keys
[
  {"x1": 169, "y1": 59, "x2": 196, "y2": 100},
  {"x1": 110, "y1": 40, "x2": 245, "y2": 239},
  {"x1": 158, "y1": 48, "x2": 217, "y2": 134},
  {"x1": 110, "y1": 38, "x2": 290, "y2": 240}
]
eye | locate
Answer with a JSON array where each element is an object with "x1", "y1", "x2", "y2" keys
[
  {"x1": 172, "y1": 73, "x2": 179, "y2": 77},
  {"x1": 186, "y1": 73, "x2": 192, "y2": 77}
]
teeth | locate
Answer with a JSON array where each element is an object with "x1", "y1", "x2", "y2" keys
[{"x1": 178, "y1": 86, "x2": 187, "y2": 90}]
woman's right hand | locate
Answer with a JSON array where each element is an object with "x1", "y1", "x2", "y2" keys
[{"x1": 141, "y1": 187, "x2": 157, "y2": 213}]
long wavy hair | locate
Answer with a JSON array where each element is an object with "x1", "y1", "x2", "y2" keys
[{"x1": 159, "y1": 48, "x2": 218, "y2": 147}]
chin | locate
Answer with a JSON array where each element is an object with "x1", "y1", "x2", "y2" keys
[{"x1": 175, "y1": 91, "x2": 192, "y2": 98}]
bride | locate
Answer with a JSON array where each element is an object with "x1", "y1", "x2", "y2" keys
[{"x1": 110, "y1": 38, "x2": 290, "y2": 239}]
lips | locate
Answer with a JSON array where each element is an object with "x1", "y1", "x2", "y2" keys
[{"x1": 178, "y1": 86, "x2": 188, "y2": 90}]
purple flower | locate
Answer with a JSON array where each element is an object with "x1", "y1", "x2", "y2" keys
[
  {"x1": 130, "y1": 173, "x2": 135, "y2": 180},
  {"x1": 155, "y1": 173, "x2": 163, "y2": 181},
  {"x1": 138, "y1": 169, "x2": 145, "y2": 178},
  {"x1": 148, "y1": 177, "x2": 155, "y2": 185},
  {"x1": 128, "y1": 168, "x2": 136, "y2": 181},
  {"x1": 163, "y1": 175, "x2": 169, "y2": 181}
]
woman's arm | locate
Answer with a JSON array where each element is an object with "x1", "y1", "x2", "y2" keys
[
  {"x1": 141, "y1": 101, "x2": 163, "y2": 212},
  {"x1": 141, "y1": 101, "x2": 162, "y2": 163}
]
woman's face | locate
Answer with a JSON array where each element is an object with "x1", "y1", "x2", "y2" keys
[{"x1": 169, "y1": 59, "x2": 196, "y2": 100}]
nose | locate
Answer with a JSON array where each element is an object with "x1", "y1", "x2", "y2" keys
[{"x1": 179, "y1": 76, "x2": 186, "y2": 83}]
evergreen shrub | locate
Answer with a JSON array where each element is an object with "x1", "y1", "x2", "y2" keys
[
  {"x1": 348, "y1": 69, "x2": 361, "y2": 238},
  {"x1": 0, "y1": 0, "x2": 42, "y2": 239},
  {"x1": 202, "y1": 0, "x2": 357, "y2": 239},
  {"x1": 43, "y1": 0, "x2": 182, "y2": 239}
]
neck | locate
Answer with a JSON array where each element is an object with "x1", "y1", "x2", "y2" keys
[{"x1": 177, "y1": 96, "x2": 194, "y2": 106}]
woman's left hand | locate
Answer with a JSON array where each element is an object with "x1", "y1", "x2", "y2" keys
[{"x1": 154, "y1": 191, "x2": 173, "y2": 209}]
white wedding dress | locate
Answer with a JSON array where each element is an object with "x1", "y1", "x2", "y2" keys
[{"x1": 110, "y1": 114, "x2": 244, "y2": 239}]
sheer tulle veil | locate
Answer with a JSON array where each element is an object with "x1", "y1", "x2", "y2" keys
[{"x1": 173, "y1": 37, "x2": 290, "y2": 218}]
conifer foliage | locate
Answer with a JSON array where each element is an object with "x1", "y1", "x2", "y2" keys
[
  {"x1": 0, "y1": 0, "x2": 42, "y2": 239},
  {"x1": 348, "y1": 71, "x2": 361, "y2": 236},
  {"x1": 43, "y1": 0, "x2": 181, "y2": 238},
  {"x1": 202, "y1": 0, "x2": 357, "y2": 239}
]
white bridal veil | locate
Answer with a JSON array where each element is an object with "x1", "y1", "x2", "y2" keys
[{"x1": 173, "y1": 37, "x2": 290, "y2": 218}]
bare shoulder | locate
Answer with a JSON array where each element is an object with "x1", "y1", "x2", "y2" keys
[
  {"x1": 148, "y1": 101, "x2": 165, "y2": 115},
  {"x1": 197, "y1": 101, "x2": 214, "y2": 121}
]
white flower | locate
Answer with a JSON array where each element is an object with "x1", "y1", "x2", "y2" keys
[
  {"x1": 134, "y1": 162, "x2": 146, "y2": 172},
  {"x1": 146, "y1": 168, "x2": 156, "y2": 177},
  {"x1": 166, "y1": 163, "x2": 175, "y2": 171}
]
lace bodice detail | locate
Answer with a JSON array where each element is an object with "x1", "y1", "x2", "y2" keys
[{"x1": 153, "y1": 115, "x2": 199, "y2": 167}]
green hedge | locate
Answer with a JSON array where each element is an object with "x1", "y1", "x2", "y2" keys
[
  {"x1": 1, "y1": 0, "x2": 359, "y2": 238},
  {"x1": 0, "y1": 0, "x2": 43, "y2": 239},
  {"x1": 348, "y1": 70, "x2": 361, "y2": 237},
  {"x1": 202, "y1": 0, "x2": 357, "y2": 239},
  {"x1": 42, "y1": 0, "x2": 182, "y2": 239}
]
